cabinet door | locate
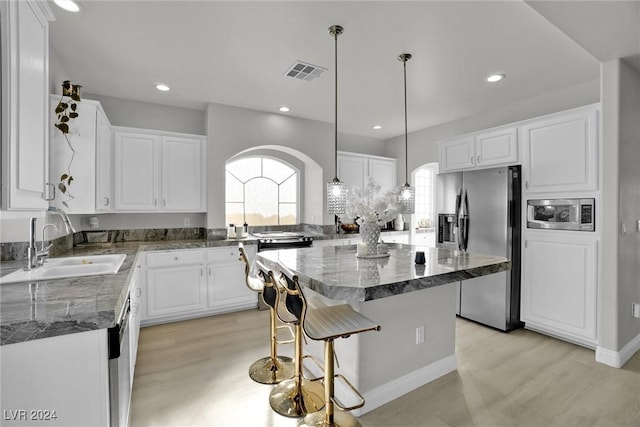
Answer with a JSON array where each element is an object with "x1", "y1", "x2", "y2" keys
[
  {"x1": 95, "y1": 108, "x2": 112, "y2": 212},
  {"x1": 475, "y1": 127, "x2": 518, "y2": 167},
  {"x1": 337, "y1": 154, "x2": 367, "y2": 193},
  {"x1": 50, "y1": 99, "x2": 98, "y2": 214},
  {"x1": 161, "y1": 136, "x2": 204, "y2": 211},
  {"x1": 522, "y1": 107, "x2": 598, "y2": 193},
  {"x1": 369, "y1": 158, "x2": 397, "y2": 194},
  {"x1": 146, "y1": 265, "x2": 206, "y2": 318},
  {"x1": 207, "y1": 247, "x2": 256, "y2": 309},
  {"x1": 114, "y1": 133, "x2": 160, "y2": 210},
  {"x1": 439, "y1": 136, "x2": 475, "y2": 172},
  {"x1": 521, "y1": 232, "x2": 597, "y2": 345},
  {"x1": 1, "y1": 1, "x2": 52, "y2": 209}
]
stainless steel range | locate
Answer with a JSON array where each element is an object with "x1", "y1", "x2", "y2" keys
[{"x1": 252, "y1": 232, "x2": 313, "y2": 251}]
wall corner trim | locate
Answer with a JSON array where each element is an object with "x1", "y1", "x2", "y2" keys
[{"x1": 596, "y1": 333, "x2": 640, "y2": 368}]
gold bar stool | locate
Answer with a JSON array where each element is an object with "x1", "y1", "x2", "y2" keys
[
  {"x1": 263, "y1": 265, "x2": 325, "y2": 418},
  {"x1": 277, "y1": 265, "x2": 381, "y2": 427},
  {"x1": 238, "y1": 243, "x2": 295, "y2": 384}
]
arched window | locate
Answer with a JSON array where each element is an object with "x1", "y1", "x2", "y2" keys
[{"x1": 225, "y1": 156, "x2": 298, "y2": 226}]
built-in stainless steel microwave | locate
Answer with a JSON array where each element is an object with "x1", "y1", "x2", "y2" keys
[{"x1": 527, "y1": 198, "x2": 595, "y2": 231}]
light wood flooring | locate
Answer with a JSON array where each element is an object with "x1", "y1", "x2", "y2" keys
[{"x1": 130, "y1": 309, "x2": 640, "y2": 427}]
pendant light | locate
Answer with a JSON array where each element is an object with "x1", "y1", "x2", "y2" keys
[
  {"x1": 326, "y1": 25, "x2": 347, "y2": 215},
  {"x1": 398, "y1": 53, "x2": 415, "y2": 214}
]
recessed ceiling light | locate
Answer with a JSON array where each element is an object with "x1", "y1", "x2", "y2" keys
[
  {"x1": 486, "y1": 73, "x2": 505, "y2": 83},
  {"x1": 372, "y1": 125, "x2": 382, "y2": 130},
  {"x1": 53, "y1": 0, "x2": 81, "y2": 12},
  {"x1": 156, "y1": 84, "x2": 170, "y2": 92},
  {"x1": 279, "y1": 106, "x2": 290, "y2": 112}
]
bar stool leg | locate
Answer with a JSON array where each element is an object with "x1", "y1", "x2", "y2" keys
[
  {"x1": 269, "y1": 323, "x2": 325, "y2": 417},
  {"x1": 300, "y1": 339, "x2": 361, "y2": 427},
  {"x1": 249, "y1": 307, "x2": 294, "y2": 384}
]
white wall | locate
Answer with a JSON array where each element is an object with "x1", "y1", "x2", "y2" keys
[
  {"x1": 205, "y1": 102, "x2": 386, "y2": 229},
  {"x1": 600, "y1": 58, "x2": 640, "y2": 357}
]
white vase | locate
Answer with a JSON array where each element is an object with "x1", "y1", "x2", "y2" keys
[
  {"x1": 359, "y1": 221, "x2": 381, "y2": 255},
  {"x1": 395, "y1": 214, "x2": 404, "y2": 231}
]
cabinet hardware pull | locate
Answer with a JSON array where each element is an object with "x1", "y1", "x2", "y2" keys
[
  {"x1": 524, "y1": 240, "x2": 528, "y2": 249},
  {"x1": 200, "y1": 269, "x2": 204, "y2": 277},
  {"x1": 163, "y1": 199, "x2": 166, "y2": 207},
  {"x1": 208, "y1": 267, "x2": 211, "y2": 276},
  {"x1": 525, "y1": 181, "x2": 529, "y2": 190},
  {"x1": 471, "y1": 156, "x2": 475, "y2": 165},
  {"x1": 154, "y1": 199, "x2": 158, "y2": 207},
  {"x1": 477, "y1": 155, "x2": 481, "y2": 164},
  {"x1": 136, "y1": 288, "x2": 142, "y2": 297},
  {"x1": 174, "y1": 257, "x2": 178, "y2": 261},
  {"x1": 104, "y1": 197, "x2": 110, "y2": 206}
]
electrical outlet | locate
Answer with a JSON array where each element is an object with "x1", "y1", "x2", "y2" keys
[
  {"x1": 184, "y1": 217, "x2": 190, "y2": 227},
  {"x1": 415, "y1": 326, "x2": 425, "y2": 345},
  {"x1": 632, "y1": 303, "x2": 640, "y2": 319}
]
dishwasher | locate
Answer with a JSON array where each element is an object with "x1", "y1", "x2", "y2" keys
[{"x1": 108, "y1": 295, "x2": 131, "y2": 427}]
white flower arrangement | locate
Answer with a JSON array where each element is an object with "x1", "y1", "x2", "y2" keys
[{"x1": 342, "y1": 177, "x2": 401, "y2": 226}]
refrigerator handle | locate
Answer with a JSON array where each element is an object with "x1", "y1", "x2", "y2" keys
[{"x1": 455, "y1": 187, "x2": 462, "y2": 219}]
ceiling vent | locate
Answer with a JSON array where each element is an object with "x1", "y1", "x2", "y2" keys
[{"x1": 284, "y1": 61, "x2": 327, "y2": 82}]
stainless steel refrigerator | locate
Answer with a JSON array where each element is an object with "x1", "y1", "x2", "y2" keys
[{"x1": 436, "y1": 165, "x2": 522, "y2": 331}]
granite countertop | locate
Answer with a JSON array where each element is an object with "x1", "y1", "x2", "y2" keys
[
  {"x1": 256, "y1": 243, "x2": 511, "y2": 302},
  {"x1": 0, "y1": 238, "x2": 260, "y2": 346},
  {"x1": 0, "y1": 231, "x2": 411, "y2": 346}
]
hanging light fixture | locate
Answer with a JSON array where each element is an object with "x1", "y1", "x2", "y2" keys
[
  {"x1": 326, "y1": 25, "x2": 347, "y2": 215},
  {"x1": 398, "y1": 53, "x2": 415, "y2": 214}
]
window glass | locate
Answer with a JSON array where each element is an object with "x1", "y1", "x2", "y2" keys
[
  {"x1": 414, "y1": 164, "x2": 436, "y2": 229},
  {"x1": 225, "y1": 156, "x2": 298, "y2": 225}
]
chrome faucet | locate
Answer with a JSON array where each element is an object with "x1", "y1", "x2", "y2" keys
[
  {"x1": 48, "y1": 207, "x2": 76, "y2": 234},
  {"x1": 26, "y1": 209, "x2": 76, "y2": 270}
]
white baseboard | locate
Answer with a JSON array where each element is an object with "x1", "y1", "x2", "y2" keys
[
  {"x1": 354, "y1": 354, "x2": 457, "y2": 416},
  {"x1": 596, "y1": 333, "x2": 640, "y2": 368}
]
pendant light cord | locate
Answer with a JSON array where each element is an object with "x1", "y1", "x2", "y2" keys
[
  {"x1": 403, "y1": 57, "x2": 408, "y2": 186},
  {"x1": 333, "y1": 28, "x2": 339, "y2": 180}
]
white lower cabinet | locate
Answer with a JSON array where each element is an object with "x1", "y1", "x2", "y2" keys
[
  {"x1": 206, "y1": 246, "x2": 257, "y2": 311},
  {"x1": 521, "y1": 231, "x2": 598, "y2": 347},
  {"x1": 0, "y1": 329, "x2": 110, "y2": 426},
  {"x1": 142, "y1": 246, "x2": 256, "y2": 324}
]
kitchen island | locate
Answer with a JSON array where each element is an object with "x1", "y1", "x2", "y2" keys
[{"x1": 256, "y1": 243, "x2": 511, "y2": 415}]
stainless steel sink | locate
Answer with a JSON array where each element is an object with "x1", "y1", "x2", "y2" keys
[{"x1": 0, "y1": 254, "x2": 127, "y2": 284}]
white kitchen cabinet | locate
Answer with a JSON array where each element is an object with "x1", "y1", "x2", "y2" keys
[
  {"x1": 337, "y1": 152, "x2": 397, "y2": 195},
  {"x1": 145, "y1": 250, "x2": 206, "y2": 319},
  {"x1": 313, "y1": 238, "x2": 352, "y2": 247},
  {"x1": 521, "y1": 230, "x2": 598, "y2": 348},
  {"x1": 206, "y1": 246, "x2": 257, "y2": 311},
  {"x1": 522, "y1": 105, "x2": 598, "y2": 193},
  {"x1": 439, "y1": 127, "x2": 517, "y2": 173},
  {"x1": 381, "y1": 231, "x2": 410, "y2": 244},
  {"x1": 114, "y1": 132, "x2": 161, "y2": 211},
  {"x1": 49, "y1": 97, "x2": 113, "y2": 214},
  {"x1": 113, "y1": 128, "x2": 206, "y2": 212},
  {"x1": 0, "y1": 329, "x2": 110, "y2": 426},
  {"x1": 1, "y1": 1, "x2": 54, "y2": 210}
]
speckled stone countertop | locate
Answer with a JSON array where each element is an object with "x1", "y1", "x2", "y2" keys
[
  {"x1": 256, "y1": 243, "x2": 511, "y2": 302},
  {"x1": 0, "y1": 231, "x2": 410, "y2": 346},
  {"x1": 0, "y1": 238, "x2": 261, "y2": 346}
]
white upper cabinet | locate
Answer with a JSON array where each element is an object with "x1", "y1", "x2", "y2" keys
[
  {"x1": 49, "y1": 97, "x2": 112, "y2": 214},
  {"x1": 439, "y1": 127, "x2": 518, "y2": 173},
  {"x1": 113, "y1": 128, "x2": 206, "y2": 212},
  {"x1": 337, "y1": 151, "x2": 397, "y2": 194},
  {"x1": 475, "y1": 127, "x2": 518, "y2": 167},
  {"x1": 114, "y1": 132, "x2": 160, "y2": 211},
  {"x1": 161, "y1": 136, "x2": 205, "y2": 211},
  {"x1": 522, "y1": 105, "x2": 598, "y2": 193},
  {"x1": 1, "y1": 1, "x2": 54, "y2": 210}
]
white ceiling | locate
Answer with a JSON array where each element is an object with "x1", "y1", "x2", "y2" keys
[{"x1": 49, "y1": 1, "x2": 636, "y2": 140}]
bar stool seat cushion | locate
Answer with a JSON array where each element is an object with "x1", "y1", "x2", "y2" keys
[{"x1": 304, "y1": 304, "x2": 380, "y2": 342}]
